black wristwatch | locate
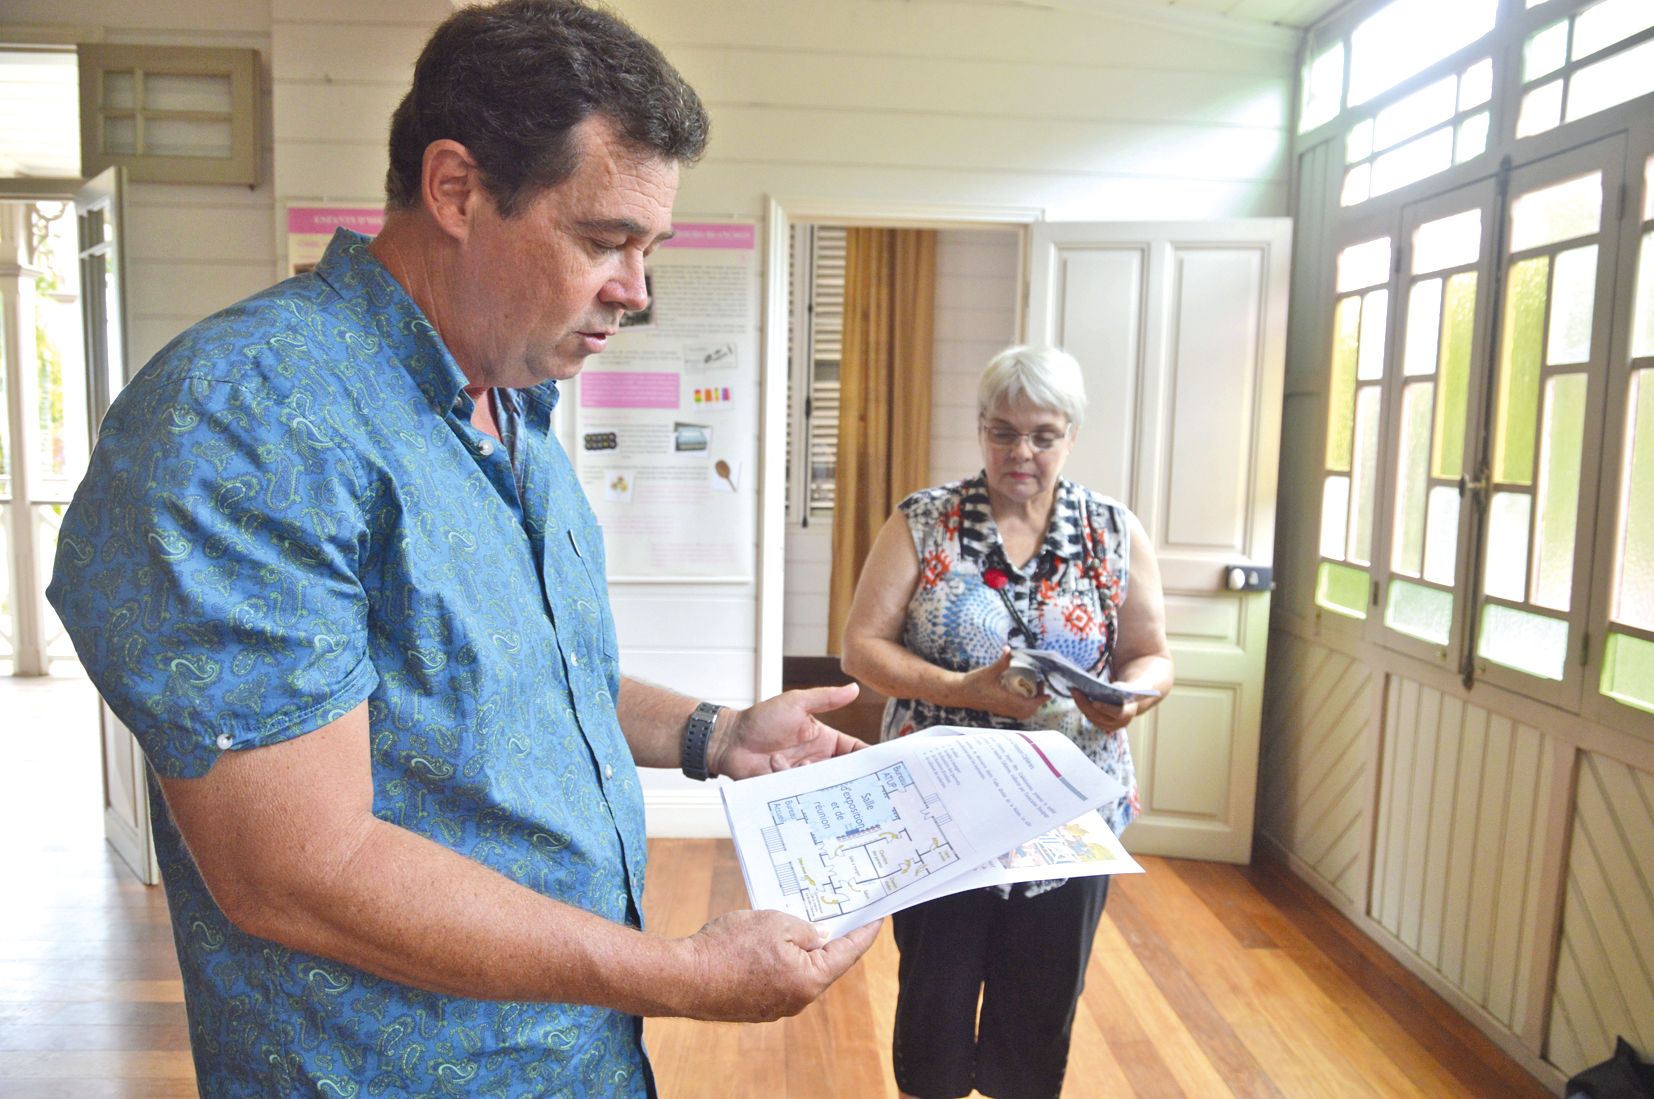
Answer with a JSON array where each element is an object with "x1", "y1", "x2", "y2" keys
[{"x1": 681, "y1": 701, "x2": 723, "y2": 781}]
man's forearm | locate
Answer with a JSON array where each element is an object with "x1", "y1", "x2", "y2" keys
[{"x1": 617, "y1": 674, "x2": 729, "y2": 771}]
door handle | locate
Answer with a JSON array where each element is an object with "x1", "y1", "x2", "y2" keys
[{"x1": 1225, "y1": 564, "x2": 1273, "y2": 592}]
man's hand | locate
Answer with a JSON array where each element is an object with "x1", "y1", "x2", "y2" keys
[
  {"x1": 677, "y1": 911, "x2": 882, "y2": 1022},
  {"x1": 709, "y1": 684, "x2": 865, "y2": 780}
]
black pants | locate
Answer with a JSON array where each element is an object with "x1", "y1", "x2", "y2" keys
[{"x1": 891, "y1": 876, "x2": 1111, "y2": 1099}]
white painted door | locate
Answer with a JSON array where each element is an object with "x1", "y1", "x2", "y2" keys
[
  {"x1": 76, "y1": 168, "x2": 156, "y2": 885},
  {"x1": 1027, "y1": 219, "x2": 1291, "y2": 862}
]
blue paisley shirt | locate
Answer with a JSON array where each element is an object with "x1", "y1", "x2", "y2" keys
[
  {"x1": 48, "y1": 230, "x2": 653, "y2": 1097},
  {"x1": 881, "y1": 474, "x2": 1138, "y2": 842}
]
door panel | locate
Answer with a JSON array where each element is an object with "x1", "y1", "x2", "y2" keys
[
  {"x1": 1029, "y1": 219, "x2": 1291, "y2": 862},
  {"x1": 76, "y1": 168, "x2": 154, "y2": 885}
]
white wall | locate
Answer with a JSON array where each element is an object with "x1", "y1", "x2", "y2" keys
[{"x1": 1, "y1": 0, "x2": 277, "y2": 374}]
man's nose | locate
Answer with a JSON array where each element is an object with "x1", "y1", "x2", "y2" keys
[{"x1": 603, "y1": 253, "x2": 650, "y2": 312}]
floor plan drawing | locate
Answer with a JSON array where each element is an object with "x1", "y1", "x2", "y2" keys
[{"x1": 759, "y1": 762, "x2": 962, "y2": 922}]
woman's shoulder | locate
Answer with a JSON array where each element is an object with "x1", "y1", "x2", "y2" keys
[
  {"x1": 897, "y1": 475, "x2": 979, "y2": 516},
  {"x1": 1064, "y1": 480, "x2": 1133, "y2": 527}
]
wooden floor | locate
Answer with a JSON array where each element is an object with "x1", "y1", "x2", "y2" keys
[{"x1": 1, "y1": 676, "x2": 1554, "y2": 1098}]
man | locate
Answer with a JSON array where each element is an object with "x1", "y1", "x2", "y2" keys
[{"x1": 47, "y1": 2, "x2": 879, "y2": 1094}]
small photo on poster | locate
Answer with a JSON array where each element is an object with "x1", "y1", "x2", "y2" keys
[
  {"x1": 709, "y1": 458, "x2": 740, "y2": 493},
  {"x1": 687, "y1": 384, "x2": 734, "y2": 411},
  {"x1": 604, "y1": 470, "x2": 638, "y2": 503},
  {"x1": 684, "y1": 341, "x2": 737, "y2": 372},
  {"x1": 673, "y1": 422, "x2": 711, "y2": 452}
]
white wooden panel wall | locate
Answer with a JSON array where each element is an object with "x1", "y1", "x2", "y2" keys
[
  {"x1": 1257, "y1": 629, "x2": 1372, "y2": 905},
  {"x1": 2, "y1": 0, "x2": 277, "y2": 373},
  {"x1": 1545, "y1": 752, "x2": 1654, "y2": 1077},
  {"x1": 782, "y1": 524, "x2": 831, "y2": 656},
  {"x1": 1369, "y1": 679, "x2": 1554, "y2": 1037}
]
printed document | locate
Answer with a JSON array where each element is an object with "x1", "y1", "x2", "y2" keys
[{"x1": 720, "y1": 726, "x2": 1138, "y2": 939}]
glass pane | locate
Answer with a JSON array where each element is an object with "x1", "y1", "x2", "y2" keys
[
  {"x1": 1459, "y1": 58, "x2": 1493, "y2": 110},
  {"x1": 33, "y1": 504, "x2": 73, "y2": 663},
  {"x1": 101, "y1": 70, "x2": 136, "y2": 110},
  {"x1": 0, "y1": 504, "x2": 11, "y2": 666},
  {"x1": 1547, "y1": 245, "x2": 1598, "y2": 365},
  {"x1": 1392, "y1": 381, "x2": 1435, "y2": 576},
  {"x1": 1486, "y1": 491, "x2": 1533, "y2": 600},
  {"x1": 1635, "y1": 232, "x2": 1654, "y2": 359},
  {"x1": 1456, "y1": 112, "x2": 1490, "y2": 163},
  {"x1": 1523, "y1": 21, "x2": 1569, "y2": 81},
  {"x1": 1532, "y1": 373, "x2": 1586, "y2": 611},
  {"x1": 1510, "y1": 172, "x2": 1602, "y2": 253},
  {"x1": 1614, "y1": 369, "x2": 1654, "y2": 629},
  {"x1": 1301, "y1": 41, "x2": 1346, "y2": 133},
  {"x1": 102, "y1": 114, "x2": 137, "y2": 156},
  {"x1": 1348, "y1": 0, "x2": 1499, "y2": 107},
  {"x1": 1350, "y1": 385, "x2": 1382, "y2": 566},
  {"x1": 1516, "y1": 81, "x2": 1564, "y2": 138},
  {"x1": 1348, "y1": 119, "x2": 1375, "y2": 163},
  {"x1": 1342, "y1": 165, "x2": 1373, "y2": 207},
  {"x1": 1322, "y1": 475, "x2": 1352, "y2": 559},
  {"x1": 1572, "y1": 0, "x2": 1654, "y2": 62},
  {"x1": 1494, "y1": 256, "x2": 1549, "y2": 484},
  {"x1": 1317, "y1": 560, "x2": 1370, "y2": 619},
  {"x1": 1358, "y1": 289, "x2": 1388, "y2": 380},
  {"x1": 1601, "y1": 631, "x2": 1654, "y2": 714},
  {"x1": 1404, "y1": 279, "x2": 1444, "y2": 376},
  {"x1": 144, "y1": 117, "x2": 233, "y2": 159},
  {"x1": 1387, "y1": 578, "x2": 1454, "y2": 644},
  {"x1": 1414, "y1": 208, "x2": 1482, "y2": 275},
  {"x1": 1478, "y1": 602, "x2": 1569, "y2": 679},
  {"x1": 1337, "y1": 237, "x2": 1392, "y2": 292},
  {"x1": 1372, "y1": 127, "x2": 1455, "y2": 198},
  {"x1": 1424, "y1": 484, "x2": 1462, "y2": 585},
  {"x1": 1433, "y1": 272, "x2": 1477, "y2": 480},
  {"x1": 1567, "y1": 39, "x2": 1654, "y2": 127},
  {"x1": 1374, "y1": 75, "x2": 1457, "y2": 151},
  {"x1": 0, "y1": 293, "x2": 9, "y2": 498},
  {"x1": 1326, "y1": 296, "x2": 1362, "y2": 471},
  {"x1": 142, "y1": 73, "x2": 232, "y2": 113}
]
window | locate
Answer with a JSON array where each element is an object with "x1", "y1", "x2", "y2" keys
[
  {"x1": 1317, "y1": 235, "x2": 1392, "y2": 619},
  {"x1": 1516, "y1": 0, "x2": 1654, "y2": 139},
  {"x1": 1342, "y1": 60, "x2": 1493, "y2": 206},
  {"x1": 787, "y1": 226, "x2": 845, "y2": 523},
  {"x1": 1601, "y1": 154, "x2": 1654, "y2": 715},
  {"x1": 1347, "y1": 0, "x2": 1498, "y2": 107}
]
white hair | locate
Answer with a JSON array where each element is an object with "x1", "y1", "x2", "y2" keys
[{"x1": 977, "y1": 345, "x2": 1087, "y2": 428}]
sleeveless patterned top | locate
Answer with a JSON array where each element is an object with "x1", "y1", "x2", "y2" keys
[{"x1": 881, "y1": 472, "x2": 1138, "y2": 837}]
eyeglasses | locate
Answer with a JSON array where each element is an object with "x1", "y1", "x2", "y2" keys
[{"x1": 979, "y1": 422, "x2": 1072, "y2": 451}]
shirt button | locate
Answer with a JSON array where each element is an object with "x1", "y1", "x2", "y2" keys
[
  {"x1": 475, "y1": 437, "x2": 496, "y2": 457},
  {"x1": 570, "y1": 651, "x2": 580, "y2": 666},
  {"x1": 215, "y1": 734, "x2": 233, "y2": 750},
  {"x1": 604, "y1": 764, "x2": 614, "y2": 779}
]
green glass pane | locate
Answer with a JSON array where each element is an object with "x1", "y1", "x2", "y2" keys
[
  {"x1": 1392, "y1": 382, "x2": 1434, "y2": 576},
  {"x1": 1601, "y1": 631, "x2": 1654, "y2": 715},
  {"x1": 1350, "y1": 385, "x2": 1382, "y2": 566},
  {"x1": 1387, "y1": 578, "x2": 1453, "y2": 645},
  {"x1": 1634, "y1": 232, "x2": 1654, "y2": 360},
  {"x1": 1478, "y1": 602, "x2": 1568, "y2": 680},
  {"x1": 1493, "y1": 256, "x2": 1549, "y2": 485},
  {"x1": 1317, "y1": 561, "x2": 1370, "y2": 619},
  {"x1": 1616, "y1": 369, "x2": 1654, "y2": 630},
  {"x1": 1432, "y1": 271, "x2": 1476, "y2": 480},
  {"x1": 1533, "y1": 373, "x2": 1586, "y2": 611},
  {"x1": 1326, "y1": 295, "x2": 1362, "y2": 472}
]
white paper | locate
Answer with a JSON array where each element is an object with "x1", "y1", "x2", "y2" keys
[
  {"x1": 901, "y1": 808, "x2": 1143, "y2": 909},
  {"x1": 720, "y1": 726, "x2": 1127, "y2": 940},
  {"x1": 1012, "y1": 649, "x2": 1162, "y2": 707}
]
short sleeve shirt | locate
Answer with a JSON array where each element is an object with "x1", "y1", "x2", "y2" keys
[
  {"x1": 881, "y1": 473, "x2": 1138, "y2": 836},
  {"x1": 48, "y1": 230, "x2": 653, "y2": 1097}
]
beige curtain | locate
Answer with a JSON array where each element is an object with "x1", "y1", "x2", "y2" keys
[{"x1": 826, "y1": 227, "x2": 936, "y2": 655}]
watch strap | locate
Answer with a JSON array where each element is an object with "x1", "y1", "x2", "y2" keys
[{"x1": 681, "y1": 701, "x2": 723, "y2": 781}]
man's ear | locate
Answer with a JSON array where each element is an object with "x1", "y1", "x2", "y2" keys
[{"x1": 420, "y1": 139, "x2": 485, "y2": 242}]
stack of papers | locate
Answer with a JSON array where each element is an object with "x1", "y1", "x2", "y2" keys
[
  {"x1": 721, "y1": 726, "x2": 1142, "y2": 940},
  {"x1": 1010, "y1": 649, "x2": 1162, "y2": 707}
]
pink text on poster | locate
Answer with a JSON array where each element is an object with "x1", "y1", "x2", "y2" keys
[
  {"x1": 661, "y1": 223, "x2": 755, "y2": 251},
  {"x1": 287, "y1": 206, "x2": 385, "y2": 236},
  {"x1": 580, "y1": 371, "x2": 681, "y2": 409}
]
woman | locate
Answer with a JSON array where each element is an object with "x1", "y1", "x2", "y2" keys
[{"x1": 841, "y1": 344, "x2": 1173, "y2": 1099}]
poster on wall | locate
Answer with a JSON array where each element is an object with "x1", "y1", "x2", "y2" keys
[
  {"x1": 573, "y1": 221, "x2": 758, "y2": 582},
  {"x1": 286, "y1": 205, "x2": 385, "y2": 276}
]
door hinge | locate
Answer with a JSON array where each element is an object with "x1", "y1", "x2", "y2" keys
[
  {"x1": 1581, "y1": 629, "x2": 1591, "y2": 665},
  {"x1": 1371, "y1": 579, "x2": 1381, "y2": 607}
]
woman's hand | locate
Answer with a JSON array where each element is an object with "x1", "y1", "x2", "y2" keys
[
  {"x1": 949, "y1": 648, "x2": 1049, "y2": 720},
  {"x1": 1072, "y1": 690, "x2": 1137, "y2": 734}
]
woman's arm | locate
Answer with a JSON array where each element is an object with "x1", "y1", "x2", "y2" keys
[
  {"x1": 1073, "y1": 511, "x2": 1174, "y2": 733},
  {"x1": 841, "y1": 511, "x2": 1044, "y2": 720}
]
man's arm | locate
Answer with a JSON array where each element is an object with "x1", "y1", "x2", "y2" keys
[
  {"x1": 616, "y1": 675, "x2": 865, "y2": 779},
  {"x1": 159, "y1": 700, "x2": 878, "y2": 1021}
]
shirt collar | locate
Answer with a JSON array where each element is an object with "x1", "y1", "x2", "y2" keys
[
  {"x1": 960, "y1": 472, "x2": 1086, "y2": 577},
  {"x1": 314, "y1": 228, "x2": 562, "y2": 416}
]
